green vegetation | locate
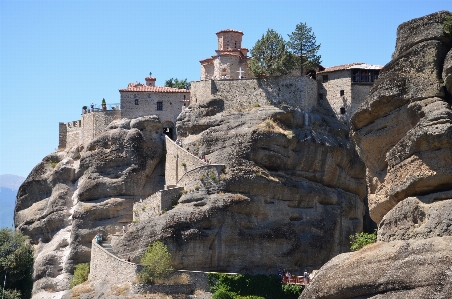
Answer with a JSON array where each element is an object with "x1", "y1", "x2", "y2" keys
[
  {"x1": 208, "y1": 273, "x2": 302, "y2": 299},
  {"x1": 49, "y1": 161, "x2": 59, "y2": 168},
  {"x1": 102, "y1": 98, "x2": 106, "y2": 105},
  {"x1": 165, "y1": 78, "x2": 191, "y2": 90},
  {"x1": 287, "y1": 22, "x2": 322, "y2": 76},
  {"x1": 249, "y1": 29, "x2": 295, "y2": 78},
  {"x1": 349, "y1": 230, "x2": 377, "y2": 251},
  {"x1": 0, "y1": 228, "x2": 33, "y2": 299},
  {"x1": 182, "y1": 162, "x2": 187, "y2": 167},
  {"x1": 444, "y1": 14, "x2": 452, "y2": 34},
  {"x1": 69, "y1": 263, "x2": 90, "y2": 289},
  {"x1": 138, "y1": 241, "x2": 173, "y2": 284}
]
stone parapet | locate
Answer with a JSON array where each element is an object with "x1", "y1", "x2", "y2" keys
[
  {"x1": 131, "y1": 283, "x2": 195, "y2": 295},
  {"x1": 89, "y1": 240, "x2": 142, "y2": 285},
  {"x1": 191, "y1": 76, "x2": 317, "y2": 111},
  {"x1": 133, "y1": 187, "x2": 184, "y2": 221},
  {"x1": 165, "y1": 135, "x2": 206, "y2": 187}
]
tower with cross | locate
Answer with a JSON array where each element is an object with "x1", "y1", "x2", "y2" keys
[{"x1": 200, "y1": 29, "x2": 252, "y2": 80}]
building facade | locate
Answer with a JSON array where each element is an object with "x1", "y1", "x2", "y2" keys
[
  {"x1": 119, "y1": 76, "x2": 190, "y2": 139},
  {"x1": 316, "y1": 63, "x2": 382, "y2": 122},
  {"x1": 200, "y1": 29, "x2": 252, "y2": 80}
]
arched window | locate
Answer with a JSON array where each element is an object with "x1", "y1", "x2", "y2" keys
[{"x1": 135, "y1": 99, "x2": 139, "y2": 105}]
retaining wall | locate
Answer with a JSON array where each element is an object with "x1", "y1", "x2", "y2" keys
[
  {"x1": 165, "y1": 135, "x2": 207, "y2": 187},
  {"x1": 177, "y1": 164, "x2": 225, "y2": 192},
  {"x1": 190, "y1": 76, "x2": 317, "y2": 111},
  {"x1": 89, "y1": 240, "x2": 142, "y2": 285},
  {"x1": 133, "y1": 187, "x2": 184, "y2": 221}
]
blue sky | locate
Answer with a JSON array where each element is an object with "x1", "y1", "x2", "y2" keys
[{"x1": 0, "y1": 0, "x2": 450, "y2": 178}]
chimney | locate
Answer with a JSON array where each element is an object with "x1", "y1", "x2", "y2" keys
[{"x1": 145, "y1": 77, "x2": 156, "y2": 86}]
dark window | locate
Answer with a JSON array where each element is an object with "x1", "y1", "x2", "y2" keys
[
  {"x1": 183, "y1": 95, "x2": 186, "y2": 100},
  {"x1": 352, "y1": 69, "x2": 380, "y2": 83},
  {"x1": 340, "y1": 107, "x2": 346, "y2": 114},
  {"x1": 323, "y1": 75, "x2": 328, "y2": 83},
  {"x1": 340, "y1": 90, "x2": 344, "y2": 96},
  {"x1": 319, "y1": 93, "x2": 324, "y2": 100},
  {"x1": 157, "y1": 102, "x2": 163, "y2": 111},
  {"x1": 135, "y1": 99, "x2": 139, "y2": 105}
]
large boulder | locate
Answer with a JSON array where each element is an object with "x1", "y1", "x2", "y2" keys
[{"x1": 301, "y1": 11, "x2": 452, "y2": 299}]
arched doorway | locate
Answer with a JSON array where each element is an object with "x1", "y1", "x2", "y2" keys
[{"x1": 162, "y1": 121, "x2": 175, "y2": 140}]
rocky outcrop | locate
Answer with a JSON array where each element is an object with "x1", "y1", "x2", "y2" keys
[
  {"x1": 15, "y1": 116, "x2": 165, "y2": 297},
  {"x1": 114, "y1": 94, "x2": 366, "y2": 274},
  {"x1": 301, "y1": 11, "x2": 452, "y2": 299}
]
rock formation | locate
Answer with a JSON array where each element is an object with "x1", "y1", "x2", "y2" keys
[
  {"x1": 15, "y1": 116, "x2": 165, "y2": 297},
  {"x1": 301, "y1": 10, "x2": 452, "y2": 299},
  {"x1": 112, "y1": 93, "x2": 366, "y2": 275}
]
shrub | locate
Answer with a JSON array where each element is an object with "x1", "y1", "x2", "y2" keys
[
  {"x1": 350, "y1": 230, "x2": 377, "y2": 251},
  {"x1": 69, "y1": 263, "x2": 90, "y2": 289},
  {"x1": 281, "y1": 284, "x2": 303, "y2": 299},
  {"x1": 444, "y1": 14, "x2": 452, "y2": 34},
  {"x1": 212, "y1": 289, "x2": 236, "y2": 299},
  {"x1": 138, "y1": 241, "x2": 173, "y2": 284},
  {"x1": 182, "y1": 162, "x2": 187, "y2": 167}
]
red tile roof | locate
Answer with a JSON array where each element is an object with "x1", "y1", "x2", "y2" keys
[
  {"x1": 216, "y1": 29, "x2": 244, "y2": 35},
  {"x1": 145, "y1": 76, "x2": 156, "y2": 81},
  {"x1": 318, "y1": 63, "x2": 383, "y2": 73},
  {"x1": 119, "y1": 83, "x2": 189, "y2": 93}
]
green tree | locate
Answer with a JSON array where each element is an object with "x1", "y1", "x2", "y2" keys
[
  {"x1": 138, "y1": 241, "x2": 173, "y2": 284},
  {"x1": 165, "y1": 78, "x2": 191, "y2": 90},
  {"x1": 249, "y1": 29, "x2": 295, "y2": 78},
  {"x1": 444, "y1": 14, "x2": 452, "y2": 34},
  {"x1": 349, "y1": 230, "x2": 377, "y2": 251},
  {"x1": 287, "y1": 22, "x2": 321, "y2": 76},
  {"x1": 69, "y1": 263, "x2": 90, "y2": 289},
  {"x1": 0, "y1": 228, "x2": 33, "y2": 299}
]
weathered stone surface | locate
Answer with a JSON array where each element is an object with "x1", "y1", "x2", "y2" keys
[
  {"x1": 351, "y1": 11, "x2": 452, "y2": 224},
  {"x1": 15, "y1": 116, "x2": 165, "y2": 296},
  {"x1": 300, "y1": 237, "x2": 452, "y2": 299},
  {"x1": 114, "y1": 96, "x2": 366, "y2": 274}
]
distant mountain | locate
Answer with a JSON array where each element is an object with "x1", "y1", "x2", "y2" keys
[
  {"x1": 0, "y1": 174, "x2": 26, "y2": 190},
  {"x1": 0, "y1": 174, "x2": 25, "y2": 228}
]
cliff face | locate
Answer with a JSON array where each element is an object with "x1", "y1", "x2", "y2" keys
[
  {"x1": 15, "y1": 116, "x2": 165, "y2": 296},
  {"x1": 114, "y1": 94, "x2": 366, "y2": 274},
  {"x1": 301, "y1": 11, "x2": 452, "y2": 299}
]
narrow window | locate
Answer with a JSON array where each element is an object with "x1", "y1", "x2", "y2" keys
[
  {"x1": 184, "y1": 95, "x2": 186, "y2": 100},
  {"x1": 318, "y1": 93, "x2": 324, "y2": 100},
  {"x1": 157, "y1": 102, "x2": 163, "y2": 111},
  {"x1": 340, "y1": 107, "x2": 346, "y2": 114},
  {"x1": 135, "y1": 99, "x2": 139, "y2": 105},
  {"x1": 323, "y1": 75, "x2": 328, "y2": 83},
  {"x1": 340, "y1": 90, "x2": 344, "y2": 96}
]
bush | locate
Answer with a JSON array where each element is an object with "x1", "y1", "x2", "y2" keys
[
  {"x1": 138, "y1": 241, "x2": 173, "y2": 284},
  {"x1": 281, "y1": 284, "x2": 303, "y2": 299},
  {"x1": 208, "y1": 273, "x2": 295, "y2": 299},
  {"x1": 350, "y1": 230, "x2": 377, "y2": 251},
  {"x1": 0, "y1": 229, "x2": 33, "y2": 299},
  {"x1": 69, "y1": 263, "x2": 90, "y2": 289},
  {"x1": 212, "y1": 289, "x2": 236, "y2": 299}
]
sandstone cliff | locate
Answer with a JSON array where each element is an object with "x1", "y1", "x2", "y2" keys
[
  {"x1": 15, "y1": 116, "x2": 165, "y2": 297},
  {"x1": 114, "y1": 98, "x2": 366, "y2": 274},
  {"x1": 301, "y1": 10, "x2": 452, "y2": 299}
]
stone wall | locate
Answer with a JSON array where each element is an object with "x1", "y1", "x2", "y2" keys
[
  {"x1": 81, "y1": 110, "x2": 121, "y2": 146},
  {"x1": 120, "y1": 91, "x2": 190, "y2": 128},
  {"x1": 131, "y1": 283, "x2": 194, "y2": 295},
  {"x1": 177, "y1": 164, "x2": 225, "y2": 192},
  {"x1": 165, "y1": 136, "x2": 207, "y2": 187},
  {"x1": 133, "y1": 187, "x2": 184, "y2": 221},
  {"x1": 58, "y1": 111, "x2": 120, "y2": 150},
  {"x1": 89, "y1": 240, "x2": 142, "y2": 285},
  {"x1": 191, "y1": 76, "x2": 317, "y2": 111}
]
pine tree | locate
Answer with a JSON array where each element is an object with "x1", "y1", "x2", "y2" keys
[{"x1": 287, "y1": 22, "x2": 321, "y2": 76}]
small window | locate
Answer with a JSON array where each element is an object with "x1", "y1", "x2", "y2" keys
[
  {"x1": 135, "y1": 99, "x2": 139, "y2": 105},
  {"x1": 340, "y1": 90, "x2": 344, "y2": 96},
  {"x1": 323, "y1": 75, "x2": 328, "y2": 83},
  {"x1": 157, "y1": 102, "x2": 163, "y2": 111},
  {"x1": 183, "y1": 95, "x2": 186, "y2": 100},
  {"x1": 340, "y1": 107, "x2": 346, "y2": 114},
  {"x1": 318, "y1": 93, "x2": 324, "y2": 100}
]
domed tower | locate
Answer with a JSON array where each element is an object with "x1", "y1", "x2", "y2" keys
[
  {"x1": 199, "y1": 29, "x2": 251, "y2": 80},
  {"x1": 216, "y1": 29, "x2": 243, "y2": 50}
]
